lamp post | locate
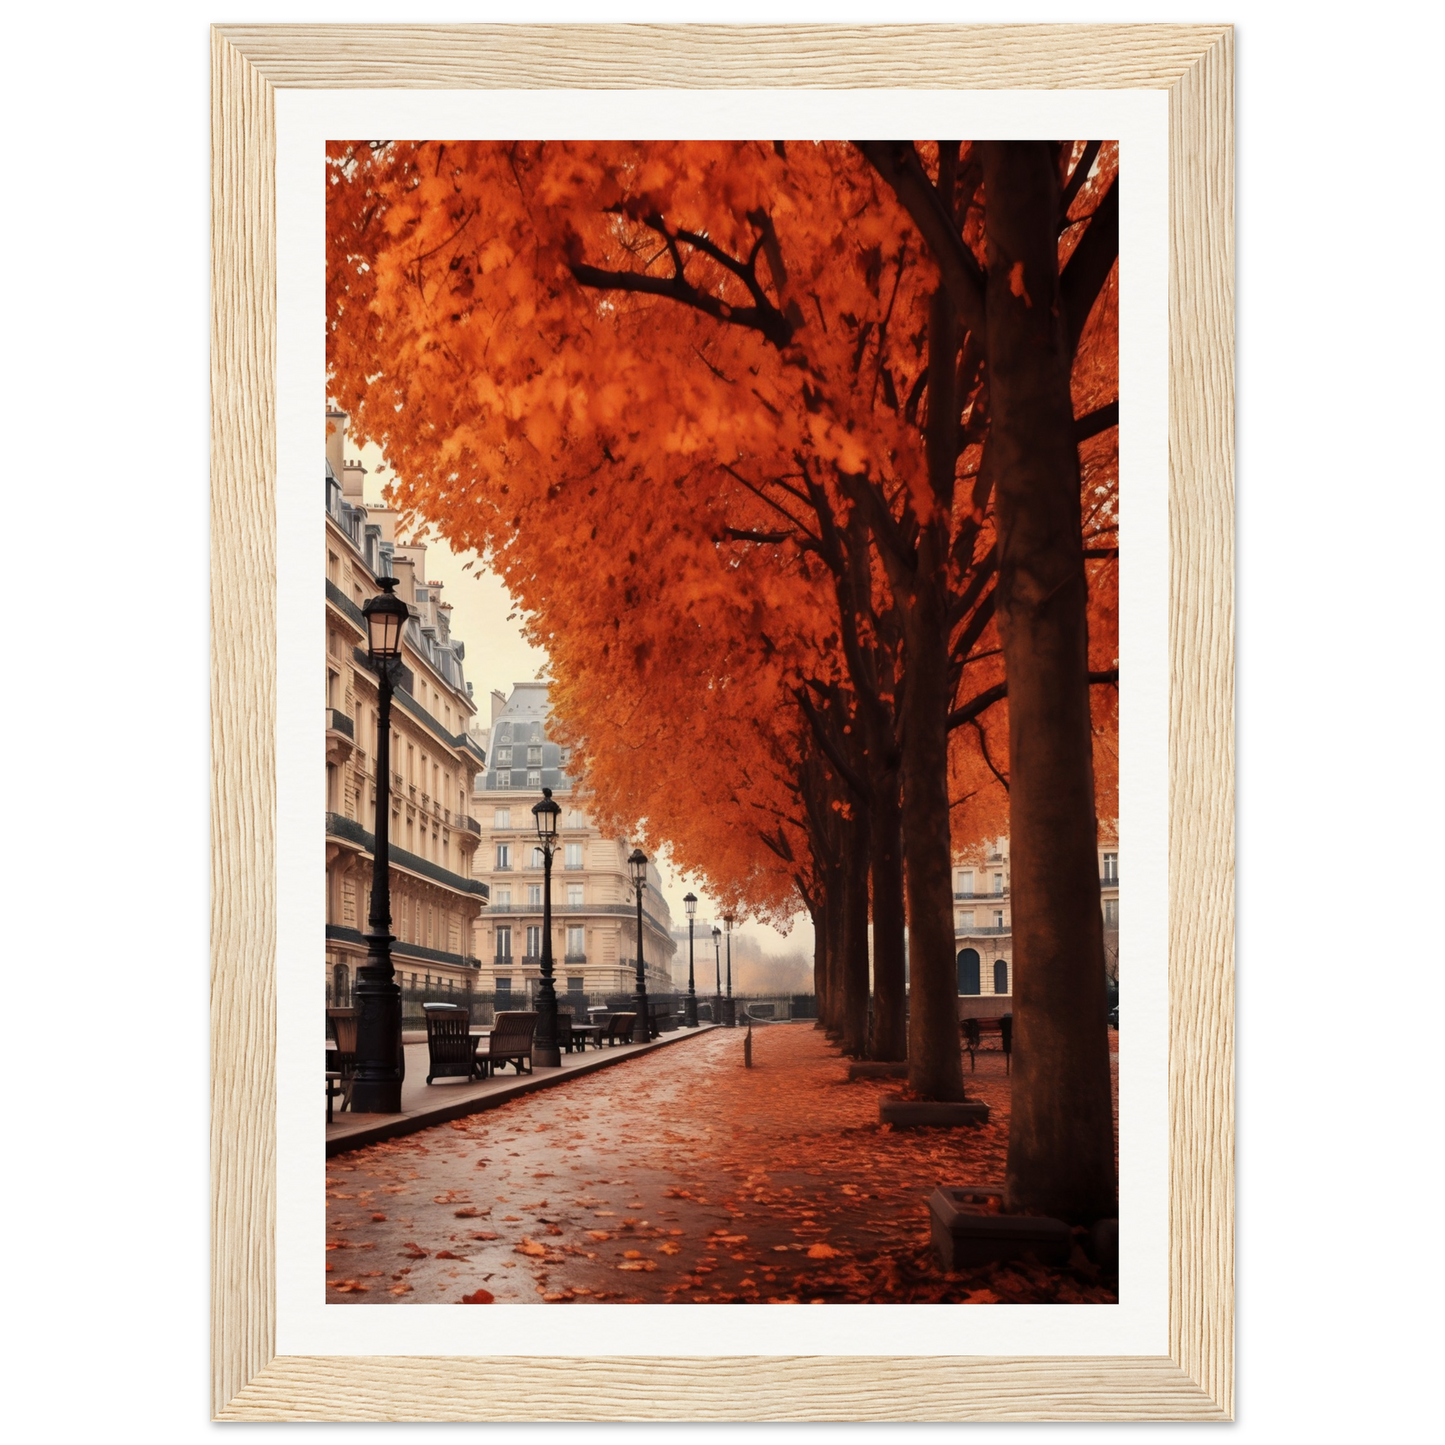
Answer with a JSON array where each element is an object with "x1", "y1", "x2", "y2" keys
[
  {"x1": 628, "y1": 848, "x2": 651, "y2": 1043},
  {"x1": 711, "y1": 925, "x2": 722, "y2": 1025},
  {"x1": 723, "y1": 914, "x2": 736, "y2": 1027},
  {"x1": 682, "y1": 892, "x2": 699, "y2": 1027},
  {"x1": 350, "y1": 576, "x2": 410, "y2": 1113},
  {"x1": 531, "y1": 787, "x2": 562, "y2": 1067}
]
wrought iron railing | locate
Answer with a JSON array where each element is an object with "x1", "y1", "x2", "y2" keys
[{"x1": 325, "y1": 707, "x2": 354, "y2": 739}]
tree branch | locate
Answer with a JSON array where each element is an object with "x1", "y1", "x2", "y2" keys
[
  {"x1": 946, "y1": 669, "x2": 1119, "y2": 731},
  {"x1": 1060, "y1": 176, "x2": 1118, "y2": 356},
  {"x1": 853, "y1": 141, "x2": 987, "y2": 337}
]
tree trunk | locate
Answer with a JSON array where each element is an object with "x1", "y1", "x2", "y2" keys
[
  {"x1": 900, "y1": 563, "x2": 968, "y2": 1102},
  {"x1": 867, "y1": 765, "x2": 908, "y2": 1060},
  {"x1": 980, "y1": 141, "x2": 1116, "y2": 1223},
  {"x1": 809, "y1": 897, "x2": 827, "y2": 1028},
  {"x1": 839, "y1": 805, "x2": 872, "y2": 1056},
  {"x1": 822, "y1": 849, "x2": 845, "y2": 1037}
]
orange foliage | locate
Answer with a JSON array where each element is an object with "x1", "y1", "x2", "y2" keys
[{"x1": 326, "y1": 141, "x2": 1118, "y2": 912}]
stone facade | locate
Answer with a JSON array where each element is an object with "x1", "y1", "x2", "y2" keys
[
  {"x1": 953, "y1": 835, "x2": 1120, "y2": 1001},
  {"x1": 470, "y1": 682, "x2": 676, "y2": 1004},
  {"x1": 324, "y1": 409, "x2": 489, "y2": 1006}
]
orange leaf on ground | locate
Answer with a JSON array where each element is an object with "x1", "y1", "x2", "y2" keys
[
  {"x1": 515, "y1": 1239, "x2": 548, "y2": 1257},
  {"x1": 461, "y1": 1289, "x2": 495, "y2": 1304},
  {"x1": 807, "y1": 1243, "x2": 840, "y2": 1259}
]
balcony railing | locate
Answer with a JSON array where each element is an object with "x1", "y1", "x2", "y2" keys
[
  {"x1": 564, "y1": 952, "x2": 587, "y2": 963},
  {"x1": 459, "y1": 815, "x2": 481, "y2": 835},
  {"x1": 953, "y1": 889, "x2": 1007, "y2": 900},
  {"x1": 1100, "y1": 875, "x2": 1119, "y2": 887},
  {"x1": 955, "y1": 924, "x2": 1012, "y2": 935},
  {"x1": 323, "y1": 813, "x2": 489, "y2": 897},
  {"x1": 325, "y1": 707, "x2": 354, "y2": 739}
]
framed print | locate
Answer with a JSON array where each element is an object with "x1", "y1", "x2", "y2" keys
[{"x1": 212, "y1": 23, "x2": 1233, "y2": 1421}]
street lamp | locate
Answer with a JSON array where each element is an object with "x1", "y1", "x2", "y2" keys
[
  {"x1": 350, "y1": 575, "x2": 410, "y2": 1113},
  {"x1": 723, "y1": 913, "x2": 736, "y2": 1027},
  {"x1": 711, "y1": 925, "x2": 722, "y2": 1025},
  {"x1": 531, "y1": 786, "x2": 562, "y2": 1067},
  {"x1": 682, "y1": 892, "x2": 699, "y2": 1027},
  {"x1": 628, "y1": 849, "x2": 651, "y2": 1044}
]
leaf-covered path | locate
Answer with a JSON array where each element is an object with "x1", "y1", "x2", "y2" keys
[{"x1": 326, "y1": 1023, "x2": 1118, "y2": 1304}]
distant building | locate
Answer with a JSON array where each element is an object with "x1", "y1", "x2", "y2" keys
[
  {"x1": 470, "y1": 682, "x2": 676, "y2": 1003},
  {"x1": 953, "y1": 836, "x2": 1119, "y2": 1000},
  {"x1": 324, "y1": 409, "x2": 489, "y2": 1006}
]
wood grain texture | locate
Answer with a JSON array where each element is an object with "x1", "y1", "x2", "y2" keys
[
  {"x1": 210, "y1": 27, "x2": 277, "y2": 1419},
  {"x1": 215, "y1": 22, "x2": 1229, "y2": 90},
  {"x1": 218, "y1": 1355, "x2": 1226, "y2": 1423},
  {"x1": 210, "y1": 22, "x2": 1234, "y2": 1421},
  {"x1": 1168, "y1": 27, "x2": 1236, "y2": 1422}
]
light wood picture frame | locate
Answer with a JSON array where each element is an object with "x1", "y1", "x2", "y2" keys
[{"x1": 211, "y1": 22, "x2": 1233, "y2": 1421}]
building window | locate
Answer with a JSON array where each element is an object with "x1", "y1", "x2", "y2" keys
[
  {"x1": 956, "y1": 911, "x2": 974, "y2": 931},
  {"x1": 526, "y1": 769, "x2": 541, "y2": 789},
  {"x1": 528, "y1": 884, "x2": 543, "y2": 907},
  {"x1": 567, "y1": 809, "x2": 585, "y2": 828},
  {"x1": 1103, "y1": 852, "x2": 1118, "y2": 881},
  {"x1": 495, "y1": 976, "x2": 512, "y2": 1000},
  {"x1": 493, "y1": 807, "x2": 511, "y2": 828},
  {"x1": 994, "y1": 910, "x2": 1005, "y2": 929},
  {"x1": 956, "y1": 870, "x2": 973, "y2": 897},
  {"x1": 566, "y1": 977, "x2": 585, "y2": 996},
  {"x1": 494, "y1": 886, "x2": 511, "y2": 908},
  {"x1": 993, "y1": 959, "x2": 1009, "y2": 994},
  {"x1": 496, "y1": 747, "x2": 512, "y2": 765},
  {"x1": 564, "y1": 842, "x2": 583, "y2": 870},
  {"x1": 332, "y1": 963, "x2": 350, "y2": 1007},
  {"x1": 527, "y1": 745, "x2": 543, "y2": 766},
  {"x1": 566, "y1": 926, "x2": 585, "y2": 957},
  {"x1": 495, "y1": 926, "x2": 512, "y2": 959},
  {"x1": 529, "y1": 845, "x2": 545, "y2": 869},
  {"x1": 1104, "y1": 898, "x2": 1119, "y2": 926},
  {"x1": 495, "y1": 843, "x2": 511, "y2": 870},
  {"x1": 567, "y1": 883, "x2": 584, "y2": 906},
  {"x1": 993, "y1": 872, "x2": 1004, "y2": 895},
  {"x1": 497, "y1": 770, "x2": 511, "y2": 788},
  {"x1": 957, "y1": 948, "x2": 981, "y2": 995},
  {"x1": 525, "y1": 925, "x2": 542, "y2": 957}
]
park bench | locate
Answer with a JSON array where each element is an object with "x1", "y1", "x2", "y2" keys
[
  {"x1": 424, "y1": 1003, "x2": 479, "y2": 1084},
  {"x1": 475, "y1": 1011, "x2": 538, "y2": 1077},
  {"x1": 556, "y1": 1010, "x2": 580, "y2": 1053},
  {"x1": 326, "y1": 1006, "x2": 358, "y2": 1110},
  {"x1": 960, "y1": 1013, "x2": 1014, "y2": 1074},
  {"x1": 602, "y1": 1012, "x2": 636, "y2": 1046}
]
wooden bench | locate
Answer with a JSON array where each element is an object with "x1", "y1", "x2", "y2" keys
[
  {"x1": 424, "y1": 1004, "x2": 479, "y2": 1084},
  {"x1": 326, "y1": 1007, "x2": 358, "y2": 1110},
  {"x1": 475, "y1": 1011, "x2": 538, "y2": 1077},
  {"x1": 961, "y1": 1014, "x2": 1014, "y2": 1074},
  {"x1": 602, "y1": 1012, "x2": 636, "y2": 1047}
]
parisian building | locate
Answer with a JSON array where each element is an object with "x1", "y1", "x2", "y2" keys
[
  {"x1": 324, "y1": 409, "x2": 489, "y2": 1005},
  {"x1": 953, "y1": 836, "x2": 1121, "y2": 1000},
  {"x1": 470, "y1": 682, "x2": 677, "y2": 1003}
]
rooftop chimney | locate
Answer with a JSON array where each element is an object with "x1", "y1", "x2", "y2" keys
[
  {"x1": 325, "y1": 408, "x2": 347, "y2": 479},
  {"x1": 341, "y1": 458, "x2": 367, "y2": 501}
]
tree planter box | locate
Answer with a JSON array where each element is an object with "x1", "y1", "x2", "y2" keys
[
  {"x1": 927, "y1": 1186, "x2": 1073, "y2": 1269},
  {"x1": 847, "y1": 1061, "x2": 908, "y2": 1080},
  {"x1": 880, "y1": 1097, "x2": 990, "y2": 1127}
]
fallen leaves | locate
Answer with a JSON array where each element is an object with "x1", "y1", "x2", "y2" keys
[
  {"x1": 461, "y1": 1289, "x2": 496, "y2": 1304},
  {"x1": 807, "y1": 1243, "x2": 841, "y2": 1260},
  {"x1": 515, "y1": 1239, "x2": 548, "y2": 1258}
]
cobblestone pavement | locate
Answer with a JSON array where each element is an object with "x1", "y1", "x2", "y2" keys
[{"x1": 326, "y1": 1023, "x2": 1119, "y2": 1304}]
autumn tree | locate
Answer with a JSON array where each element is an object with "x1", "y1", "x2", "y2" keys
[{"x1": 327, "y1": 137, "x2": 1120, "y2": 1220}]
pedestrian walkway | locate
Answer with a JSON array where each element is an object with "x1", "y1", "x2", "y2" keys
[
  {"x1": 324, "y1": 1023, "x2": 1119, "y2": 1303},
  {"x1": 327, "y1": 1024, "x2": 718, "y2": 1157}
]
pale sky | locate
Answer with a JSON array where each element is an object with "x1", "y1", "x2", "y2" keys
[{"x1": 355, "y1": 440, "x2": 815, "y2": 967}]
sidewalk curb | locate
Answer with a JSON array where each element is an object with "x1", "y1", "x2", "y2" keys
[{"x1": 326, "y1": 1024, "x2": 719, "y2": 1158}]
